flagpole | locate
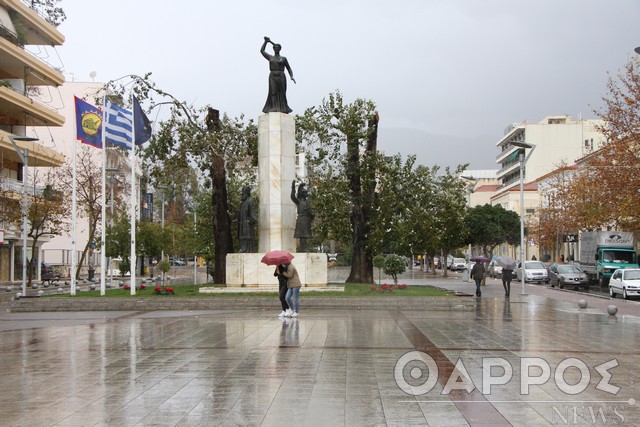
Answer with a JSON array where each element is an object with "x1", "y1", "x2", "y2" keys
[
  {"x1": 100, "y1": 93, "x2": 107, "y2": 296},
  {"x1": 130, "y1": 93, "x2": 137, "y2": 296},
  {"x1": 71, "y1": 119, "x2": 77, "y2": 296}
]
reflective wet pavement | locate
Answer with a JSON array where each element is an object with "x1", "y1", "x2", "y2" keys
[{"x1": 1, "y1": 275, "x2": 640, "y2": 426}]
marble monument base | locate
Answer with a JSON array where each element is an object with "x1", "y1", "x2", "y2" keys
[{"x1": 225, "y1": 253, "x2": 328, "y2": 287}]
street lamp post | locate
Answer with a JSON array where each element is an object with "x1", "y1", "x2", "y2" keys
[
  {"x1": 193, "y1": 210, "x2": 197, "y2": 285},
  {"x1": 511, "y1": 141, "x2": 536, "y2": 295},
  {"x1": 105, "y1": 168, "x2": 119, "y2": 286},
  {"x1": 157, "y1": 186, "x2": 169, "y2": 262},
  {"x1": 460, "y1": 175, "x2": 477, "y2": 260},
  {"x1": 8, "y1": 135, "x2": 38, "y2": 297}
]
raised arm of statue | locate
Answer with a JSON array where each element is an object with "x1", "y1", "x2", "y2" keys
[
  {"x1": 291, "y1": 181, "x2": 299, "y2": 205},
  {"x1": 260, "y1": 36, "x2": 272, "y2": 60}
]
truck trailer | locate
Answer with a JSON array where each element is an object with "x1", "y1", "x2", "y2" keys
[{"x1": 579, "y1": 231, "x2": 638, "y2": 286}]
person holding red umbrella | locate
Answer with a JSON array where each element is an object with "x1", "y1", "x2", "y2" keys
[
  {"x1": 274, "y1": 264, "x2": 290, "y2": 317},
  {"x1": 283, "y1": 262, "x2": 302, "y2": 317},
  {"x1": 261, "y1": 251, "x2": 296, "y2": 316}
]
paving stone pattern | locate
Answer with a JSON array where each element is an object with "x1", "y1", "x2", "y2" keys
[{"x1": 1, "y1": 270, "x2": 639, "y2": 426}]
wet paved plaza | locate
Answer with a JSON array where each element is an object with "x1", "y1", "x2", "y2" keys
[{"x1": 1, "y1": 280, "x2": 639, "y2": 426}]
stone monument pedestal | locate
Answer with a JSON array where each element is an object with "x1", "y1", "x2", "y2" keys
[
  {"x1": 226, "y1": 253, "x2": 328, "y2": 287},
  {"x1": 258, "y1": 113, "x2": 296, "y2": 253},
  {"x1": 224, "y1": 112, "x2": 327, "y2": 287}
]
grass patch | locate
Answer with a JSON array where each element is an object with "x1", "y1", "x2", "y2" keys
[
  {"x1": 48, "y1": 283, "x2": 452, "y2": 298},
  {"x1": 335, "y1": 283, "x2": 451, "y2": 297}
]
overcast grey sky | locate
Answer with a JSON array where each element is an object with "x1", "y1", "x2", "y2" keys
[{"x1": 52, "y1": 0, "x2": 639, "y2": 169}]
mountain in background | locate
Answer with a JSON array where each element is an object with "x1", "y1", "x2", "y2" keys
[{"x1": 377, "y1": 127, "x2": 499, "y2": 171}]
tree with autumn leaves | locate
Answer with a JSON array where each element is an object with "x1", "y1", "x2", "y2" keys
[
  {"x1": 530, "y1": 57, "x2": 640, "y2": 246},
  {"x1": 528, "y1": 163, "x2": 577, "y2": 256},
  {"x1": 2, "y1": 168, "x2": 69, "y2": 287},
  {"x1": 585, "y1": 57, "x2": 640, "y2": 231}
]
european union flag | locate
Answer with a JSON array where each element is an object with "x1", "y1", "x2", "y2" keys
[
  {"x1": 74, "y1": 96, "x2": 102, "y2": 148},
  {"x1": 133, "y1": 95, "x2": 152, "y2": 145}
]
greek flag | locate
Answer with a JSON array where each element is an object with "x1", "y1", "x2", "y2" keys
[{"x1": 104, "y1": 99, "x2": 133, "y2": 150}]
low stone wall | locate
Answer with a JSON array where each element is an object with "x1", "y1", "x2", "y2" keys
[{"x1": 8, "y1": 296, "x2": 476, "y2": 312}]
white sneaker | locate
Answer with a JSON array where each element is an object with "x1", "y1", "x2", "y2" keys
[
  {"x1": 291, "y1": 311, "x2": 299, "y2": 317},
  {"x1": 285, "y1": 309, "x2": 293, "y2": 317},
  {"x1": 278, "y1": 311, "x2": 286, "y2": 317}
]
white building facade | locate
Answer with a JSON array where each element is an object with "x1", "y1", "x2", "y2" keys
[{"x1": 491, "y1": 115, "x2": 607, "y2": 260}]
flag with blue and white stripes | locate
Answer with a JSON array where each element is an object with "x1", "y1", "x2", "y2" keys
[{"x1": 104, "y1": 99, "x2": 133, "y2": 150}]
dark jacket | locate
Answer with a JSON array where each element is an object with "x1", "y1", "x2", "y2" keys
[
  {"x1": 470, "y1": 262, "x2": 485, "y2": 280},
  {"x1": 274, "y1": 265, "x2": 288, "y2": 287}
]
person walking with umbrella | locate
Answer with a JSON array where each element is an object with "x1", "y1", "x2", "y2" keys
[
  {"x1": 502, "y1": 268, "x2": 513, "y2": 297},
  {"x1": 261, "y1": 251, "x2": 295, "y2": 317},
  {"x1": 283, "y1": 262, "x2": 302, "y2": 317},
  {"x1": 470, "y1": 259, "x2": 486, "y2": 297},
  {"x1": 497, "y1": 256, "x2": 516, "y2": 298},
  {"x1": 274, "y1": 264, "x2": 291, "y2": 317}
]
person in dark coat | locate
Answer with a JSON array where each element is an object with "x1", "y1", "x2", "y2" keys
[
  {"x1": 470, "y1": 260, "x2": 486, "y2": 297},
  {"x1": 502, "y1": 268, "x2": 513, "y2": 298}
]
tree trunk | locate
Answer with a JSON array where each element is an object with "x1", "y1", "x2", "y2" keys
[
  {"x1": 442, "y1": 250, "x2": 449, "y2": 277},
  {"x1": 76, "y1": 216, "x2": 98, "y2": 280},
  {"x1": 346, "y1": 115, "x2": 378, "y2": 284},
  {"x1": 211, "y1": 155, "x2": 233, "y2": 284}
]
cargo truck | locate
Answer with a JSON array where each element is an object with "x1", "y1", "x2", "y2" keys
[{"x1": 579, "y1": 231, "x2": 638, "y2": 287}]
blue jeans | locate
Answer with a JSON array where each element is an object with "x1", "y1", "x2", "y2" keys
[
  {"x1": 286, "y1": 287, "x2": 300, "y2": 312},
  {"x1": 474, "y1": 278, "x2": 482, "y2": 297}
]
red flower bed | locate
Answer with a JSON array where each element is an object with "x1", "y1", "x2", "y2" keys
[
  {"x1": 154, "y1": 285, "x2": 175, "y2": 295},
  {"x1": 369, "y1": 283, "x2": 408, "y2": 293}
]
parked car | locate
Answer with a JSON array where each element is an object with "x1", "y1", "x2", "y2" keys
[
  {"x1": 609, "y1": 268, "x2": 640, "y2": 299},
  {"x1": 449, "y1": 258, "x2": 466, "y2": 271},
  {"x1": 169, "y1": 257, "x2": 186, "y2": 266},
  {"x1": 487, "y1": 260, "x2": 503, "y2": 278},
  {"x1": 547, "y1": 263, "x2": 589, "y2": 289},
  {"x1": 515, "y1": 261, "x2": 549, "y2": 284}
]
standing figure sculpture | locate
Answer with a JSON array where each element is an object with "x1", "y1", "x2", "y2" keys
[
  {"x1": 291, "y1": 181, "x2": 314, "y2": 252},
  {"x1": 238, "y1": 186, "x2": 258, "y2": 253},
  {"x1": 261, "y1": 36, "x2": 296, "y2": 114}
]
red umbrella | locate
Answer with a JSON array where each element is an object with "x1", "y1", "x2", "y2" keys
[{"x1": 261, "y1": 250, "x2": 294, "y2": 266}]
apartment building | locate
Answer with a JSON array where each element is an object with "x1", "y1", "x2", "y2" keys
[
  {"x1": 491, "y1": 115, "x2": 607, "y2": 259},
  {"x1": 0, "y1": 0, "x2": 65, "y2": 282}
]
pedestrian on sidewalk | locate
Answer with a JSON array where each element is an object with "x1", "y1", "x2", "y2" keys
[
  {"x1": 470, "y1": 260, "x2": 485, "y2": 297},
  {"x1": 275, "y1": 265, "x2": 290, "y2": 317},
  {"x1": 283, "y1": 262, "x2": 302, "y2": 317},
  {"x1": 502, "y1": 269, "x2": 513, "y2": 297}
]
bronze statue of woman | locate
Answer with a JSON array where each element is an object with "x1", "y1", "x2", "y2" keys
[
  {"x1": 291, "y1": 181, "x2": 314, "y2": 251},
  {"x1": 261, "y1": 36, "x2": 296, "y2": 114}
]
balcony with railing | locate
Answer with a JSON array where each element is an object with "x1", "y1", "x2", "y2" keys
[
  {"x1": 1, "y1": 176, "x2": 46, "y2": 197},
  {"x1": 0, "y1": 0, "x2": 64, "y2": 46}
]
